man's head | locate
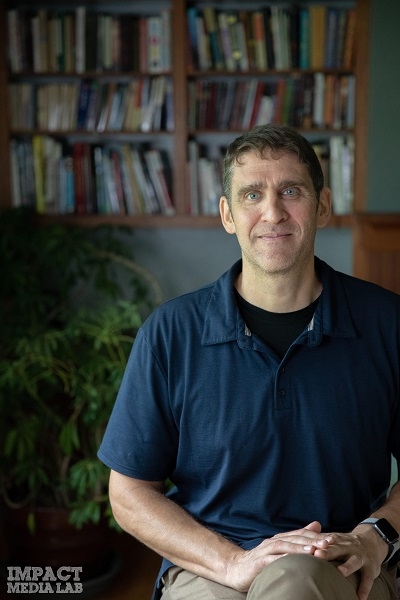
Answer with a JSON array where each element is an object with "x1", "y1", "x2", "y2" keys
[{"x1": 222, "y1": 124, "x2": 325, "y2": 209}]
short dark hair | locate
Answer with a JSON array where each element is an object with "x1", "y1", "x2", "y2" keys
[{"x1": 222, "y1": 124, "x2": 324, "y2": 206}]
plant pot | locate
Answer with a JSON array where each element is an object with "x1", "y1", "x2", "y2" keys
[{"x1": 2, "y1": 506, "x2": 114, "y2": 581}]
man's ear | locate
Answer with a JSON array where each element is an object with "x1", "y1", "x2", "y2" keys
[
  {"x1": 317, "y1": 187, "x2": 332, "y2": 229},
  {"x1": 220, "y1": 196, "x2": 236, "y2": 234}
]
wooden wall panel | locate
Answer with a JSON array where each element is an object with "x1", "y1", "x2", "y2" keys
[{"x1": 353, "y1": 215, "x2": 400, "y2": 294}]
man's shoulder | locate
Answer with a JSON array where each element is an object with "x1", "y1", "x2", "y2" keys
[
  {"x1": 142, "y1": 260, "x2": 241, "y2": 332},
  {"x1": 319, "y1": 257, "x2": 400, "y2": 307}
]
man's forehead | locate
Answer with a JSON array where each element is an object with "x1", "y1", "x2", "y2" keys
[{"x1": 232, "y1": 150, "x2": 308, "y2": 180}]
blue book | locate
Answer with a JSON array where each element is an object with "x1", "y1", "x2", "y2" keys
[{"x1": 299, "y1": 8, "x2": 310, "y2": 69}]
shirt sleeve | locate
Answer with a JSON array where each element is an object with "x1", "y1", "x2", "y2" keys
[{"x1": 97, "y1": 327, "x2": 178, "y2": 481}]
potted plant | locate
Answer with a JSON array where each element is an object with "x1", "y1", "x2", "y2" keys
[{"x1": 0, "y1": 207, "x2": 161, "y2": 582}]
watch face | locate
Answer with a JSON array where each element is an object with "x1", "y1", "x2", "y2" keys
[{"x1": 376, "y1": 519, "x2": 399, "y2": 543}]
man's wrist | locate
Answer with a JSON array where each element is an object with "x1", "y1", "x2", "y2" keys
[{"x1": 359, "y1": 518, "x2": 400, "y2": 564}]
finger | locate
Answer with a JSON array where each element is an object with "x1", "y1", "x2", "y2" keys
[
  {"x1": 257, "y1": 538, "x2": 317, "y2": 556},
  {"x1": 356, "y1": 572, "x2": 374, "y2": 600},
  {"x1": 275, "y1": 531, "x2": 333, "y2": 548},
  {"x1": 304, "y1": 521, "x2": 322, "y2": 533},
  {"x1": 337, "y1": 555, "x2": 363, "y2": 578}
]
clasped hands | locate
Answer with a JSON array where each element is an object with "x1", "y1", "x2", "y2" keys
[{"x1": 228, "y1": 520, "x2": 388, "y2": 600}]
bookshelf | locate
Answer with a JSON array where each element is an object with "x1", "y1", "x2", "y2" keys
[{"x1": 0, "y1": 0, "x2": 369, "y2": 228}]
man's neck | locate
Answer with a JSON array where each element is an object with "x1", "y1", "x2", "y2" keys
[{"x1": 235, "y1": 262, "x2": 322, "y2": 313}]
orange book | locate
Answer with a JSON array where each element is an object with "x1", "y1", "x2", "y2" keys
[
  {"x1": 342, "y1": 9, "x2": 356, "y2": 69},
  {"x1": 309, "y1": 6, "x2": 326, "y2": 69}
]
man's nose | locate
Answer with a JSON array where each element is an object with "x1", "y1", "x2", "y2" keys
[{"x1": 260, "y1": 193, "x2": 287, "y2": 223}]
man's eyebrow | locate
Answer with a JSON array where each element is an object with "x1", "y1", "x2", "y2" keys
[
  {"x1": 279, "y1": 178, "x2": 308, "y2": 188},
  {"x1": 236, "y1": 181, "x2": 265, "y2": 196},
  {"x1": 237, "y1": 178, "x2": 307, "y2": 196}
]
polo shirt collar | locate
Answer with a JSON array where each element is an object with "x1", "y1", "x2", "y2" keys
[{"x1": 202, "y1": 258, "x2": 358, "y2": 347}]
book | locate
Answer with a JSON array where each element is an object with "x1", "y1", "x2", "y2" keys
[
  {"x1": 102, "y1": 148, "x2": 121, "y2": 213},
  {"x1": 147, "y1": 15, "x2": 163, "y2": 73},
  {"x1": 262, "y1": 8, "x2": 275, "y2": 69},
  {"x1": 75, "y1": 6, "x2": 86, "y2": 73},
  {"x1": 203, "y1": 7, "x2": 224, "y2": 70},
  {"x1": 218, "y1": 12, "x2": 236, "y2": 72},
  {"x1": 187, "y1": 6, "x2": 200, "y2": 70},
  {"x1": 329, "y1": 136, "x2": 354, "y2": 215},
  {"x1": 270, "y1": 7, "x2": 290, "y2": 69},
  {"x1": 85, "y1": 11, "x2": 98, "y2": 72},
  {"x1": 252, "y1": 11, "x2": 267, "y2": 70},
  {"x1": 32, "y1": 135, "x2": 46, "y2": 213},
  {"x1": 324, "y1": 8, "x2": 340, "y2": 69},
  {"x1": 93, "y1": 146, "x2": 109, "y2": 214},
  {"x1": 239, "y1": 10, "x2": 256, "y2": 71},
  {"x1": 235, "y1": 14, "x2": 250, "y2": 71},
  {"x1": 309, "y1": 6, "x2": 326, "y2": 69},
  {"x1": 72, "y1": 142, "x2": 86, "y2": 214},
  {"x1": 109, "y1": 148, "x2": 127, "y2": 214},
  {"x1": 188, "y1": 139, "x2": 200, "y2": 216},
  {"x1": 144, "y1": 148, "x2": 174, "y2": 215},
  {"x1": 342, "y1": 9, "x2": 356, "y2": 69},
  {"x1": 298, "y1": 8, "x2": 310, "y2": 69},
  {"x1": 7, "y1": 9, "x2": 23, "y2": 73},
  {"x1": 312, "y1": 72, "x2": 325, "y2": 128},
  {"x1": 130, "y1": 146, "x2": 159, "y2": 214},
  {"x1": 10, "y1": 139, "x2": 22, "y2": 207},
  {"x1": 242, "y1": 79, "x2": 259, "y2": 130},
  {"x1": 227, "y1": 12, "x2": 242, "y2": 71},
  {"x1": 120, "y1": 144, "x2": 144, "y2": 214}
]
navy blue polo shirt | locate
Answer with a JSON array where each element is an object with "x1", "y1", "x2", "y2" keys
[{"x1": 98, "y1": 257, "x2": 400, "y2": 590}]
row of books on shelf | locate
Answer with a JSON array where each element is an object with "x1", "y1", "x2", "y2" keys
[
  {"x1": 9, "y1": 76, "x2": 174, "y2": 133},
  {"x1": 188, "y1": 136, "x2": 354, "y2": 216},
  {"x1": 188, "y1": 4, "x2": 356, "y2": 73},
  {"x1": 7, "y1": 7, "x2": 171, "y2": 74},
  {"x1": 10, "y1": 137, "x2": 174, "y2": 217},
  {"x1": 188, "y1": 73, "x2": 355, "y2": 132}
]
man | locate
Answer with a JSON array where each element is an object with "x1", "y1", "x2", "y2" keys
[{"x1": 98, "y1": 124, "x2": 400, "y2": 600}]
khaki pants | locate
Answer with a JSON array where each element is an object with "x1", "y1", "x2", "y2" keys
[{"x1": 161, "y1": 554, "x2": 397, "y2": 600}]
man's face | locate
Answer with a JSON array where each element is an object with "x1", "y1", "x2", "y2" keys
[{"x1": 220, "y1": 150, "x2": 331, "y2": 279}]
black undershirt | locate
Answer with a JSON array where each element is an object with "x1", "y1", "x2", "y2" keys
[{"x1": 235, "y1": 291, "x2": 320, "y2": 358}]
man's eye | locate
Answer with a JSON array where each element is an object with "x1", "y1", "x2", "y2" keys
[
  {"x1": 246, "y1": 192, "x2": 259, "y2": 201},
  {"x1": 282, "y1": 187, "x2": 298, "y2": 196}
]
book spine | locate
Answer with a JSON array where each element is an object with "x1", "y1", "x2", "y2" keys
[{"x1": 75, "y1": 6, "x2": 86, "y2": 73}]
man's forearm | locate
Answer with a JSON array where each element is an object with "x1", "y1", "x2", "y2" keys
[
  {"x1": 109, "y1": 471, "x2": 243, "y2": 586},
  {"x1": 108, "y1": 470, "x2": 330, "y2": 593}
]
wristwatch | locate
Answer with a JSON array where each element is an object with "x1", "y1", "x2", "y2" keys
[{"x1": 360, "y1": 518, "x2": 400, "y2": 564}]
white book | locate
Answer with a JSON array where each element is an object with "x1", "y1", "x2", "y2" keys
[
  {"x1": 329, "y1": 136, "x2": 345, "y2": 215},
  {"x1": 313, "y1": 72, "x2": 325, "y2": 128},
  {"x1": 188, "y1": 140, "x2": 200, "y2": 216},
  {"x1": 255, "y1": 95, "x2": 274, "y2": 125},
  {"x1": 147, "y1": 15, "x2": 163, "y2": 73}
]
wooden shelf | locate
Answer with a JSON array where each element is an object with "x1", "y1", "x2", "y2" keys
[{"x1": 0, "y1": 0, "x2": 372, "y2": 227}]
